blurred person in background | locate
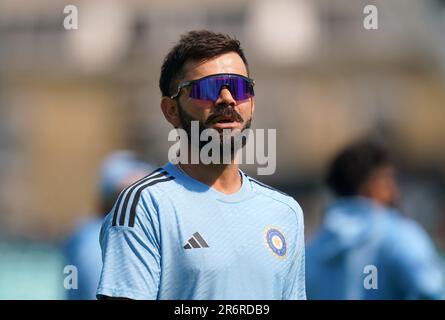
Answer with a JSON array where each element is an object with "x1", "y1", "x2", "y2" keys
[
  {"x1": 63, "y1": 151, "x2": 153, "y2": 300},
  {"x1": 306, "y1": 140, "x2": 444, "y2": 299}
]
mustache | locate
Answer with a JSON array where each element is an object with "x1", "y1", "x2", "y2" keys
[{"x1": 205, "y1": 106, "x2": 244, "y2": 125}]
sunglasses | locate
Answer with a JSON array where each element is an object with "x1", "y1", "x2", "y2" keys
[{"x1": 170, "y1": 73, "x2": 255, "y2": 101}]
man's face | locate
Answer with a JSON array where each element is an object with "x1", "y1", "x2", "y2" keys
[
  {"x1": 175, "y1": 52, "x2": 254, "y2": 134},
  {"x1": 171, "y1": 53, "x2": 254, "y2": 162},
  {"x1": 361, "y1": 165, "x2": 400, "y2": 208}
]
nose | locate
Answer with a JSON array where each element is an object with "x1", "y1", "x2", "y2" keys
[{"x1": 214, "y1": 87, "x2": 236, "y2": 108}]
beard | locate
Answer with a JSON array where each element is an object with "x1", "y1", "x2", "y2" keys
[{"x1": 176, "y1": 101, "x2": 252, "y2": 163}]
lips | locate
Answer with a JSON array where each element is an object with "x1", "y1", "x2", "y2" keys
[{"x1": 210, "y1": 120, "x2": 242, "y2": 130}]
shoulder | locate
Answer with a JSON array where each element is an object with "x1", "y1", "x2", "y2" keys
[
  {"x1": 138, "y1": 167, "x2": 179, "y2": 196},
  {"x1": 383, "y1": 211, "x2": 437, "y2": 258},
  {"x1": 109, "y1": 167, "x2": 179, "y2": 229},
  {"x1": 246, "y1": 175, "x2": 304, "y2": 223},
  {"x1": 386, "y1": 212, "x2": 429, "y2": 242}
]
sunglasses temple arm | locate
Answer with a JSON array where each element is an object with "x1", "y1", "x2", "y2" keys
[{"x1": 170, "y1": 81, "x2": 193, "y2": 99}]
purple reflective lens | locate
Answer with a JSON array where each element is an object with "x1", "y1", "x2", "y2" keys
[{"x1": 189, "y1": 74, "x2": 254, "y2": 101}]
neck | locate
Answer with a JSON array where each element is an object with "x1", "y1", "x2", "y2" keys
[{"x1": 177, "y1": 162, "x2": 242, "y2": 195}]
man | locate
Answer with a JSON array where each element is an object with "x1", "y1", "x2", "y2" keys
[
  {"x1": 96, "y1": 30, "x2": 305, "y2": 300},
  {"x1": 306, "y1": 140, "x2": 444, "y2": 299},
  {"x1": 64, "y1": 150, "x2": 152, "y2": 299}
]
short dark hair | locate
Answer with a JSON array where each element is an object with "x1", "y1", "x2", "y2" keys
[
  {"x1": 326, "y1": 140, "x2": 392, "y2": 197},
  {"x1": 159, "y1": 30, "x2": 249, "y2": 97}
]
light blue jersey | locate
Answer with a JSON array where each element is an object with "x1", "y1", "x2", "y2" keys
[
  {"x1": 306, "y1": 197, "x2": 444, "y2": 300},
  {"x1": 97, "y1": 162, "x2": 305, "y2": 300}
]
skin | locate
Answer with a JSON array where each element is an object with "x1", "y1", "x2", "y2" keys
[
  {"x1": 160, "y1": 52, "x2": 255, "y2": 194},
  {"x1": 359, "y1": 165, "x2": 400, "y2": 208}
]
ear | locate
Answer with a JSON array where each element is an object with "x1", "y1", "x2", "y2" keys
[{"x1": 161, "y1": 97, "x2": 181, "y2": 128}]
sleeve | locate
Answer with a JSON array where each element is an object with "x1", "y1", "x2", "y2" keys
[
  {"x1": 389, "y1": 220, "x2": 444, "y2": 300},
  {"x1": 283, "y1": 202, "x2": 306, "y2": 300},
  {"x1": 96, "y1": 197, "x2": 161, "y2": 300}
]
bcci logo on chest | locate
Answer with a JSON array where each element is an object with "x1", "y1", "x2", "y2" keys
[{"x1": 264, "y1": 227, "x2": 287, "y2": 259}]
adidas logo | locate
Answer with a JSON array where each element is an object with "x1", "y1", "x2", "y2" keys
[{"x1": 183, "y1": 232, "x2": 209, "y2": 249}]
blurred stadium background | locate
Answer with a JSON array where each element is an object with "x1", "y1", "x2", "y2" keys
[{"x1": 0, "y1": 0, "x2": 445, "y2": 299}]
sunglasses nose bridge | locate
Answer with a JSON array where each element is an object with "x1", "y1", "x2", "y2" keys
[
  {"x1": 217, "y1": 82, "x2": 231, "y2": 95},
  {"x1": 215, "y1": 86, "x2": 236, "y2": 106}
]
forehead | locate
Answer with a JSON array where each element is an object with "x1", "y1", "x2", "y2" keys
[
  {"x1": 371, "y1": 165, "x2": 396, "y2": 178},
  {"x1": 182, "y1": 52, "x2": 248, "y2": 81}
]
